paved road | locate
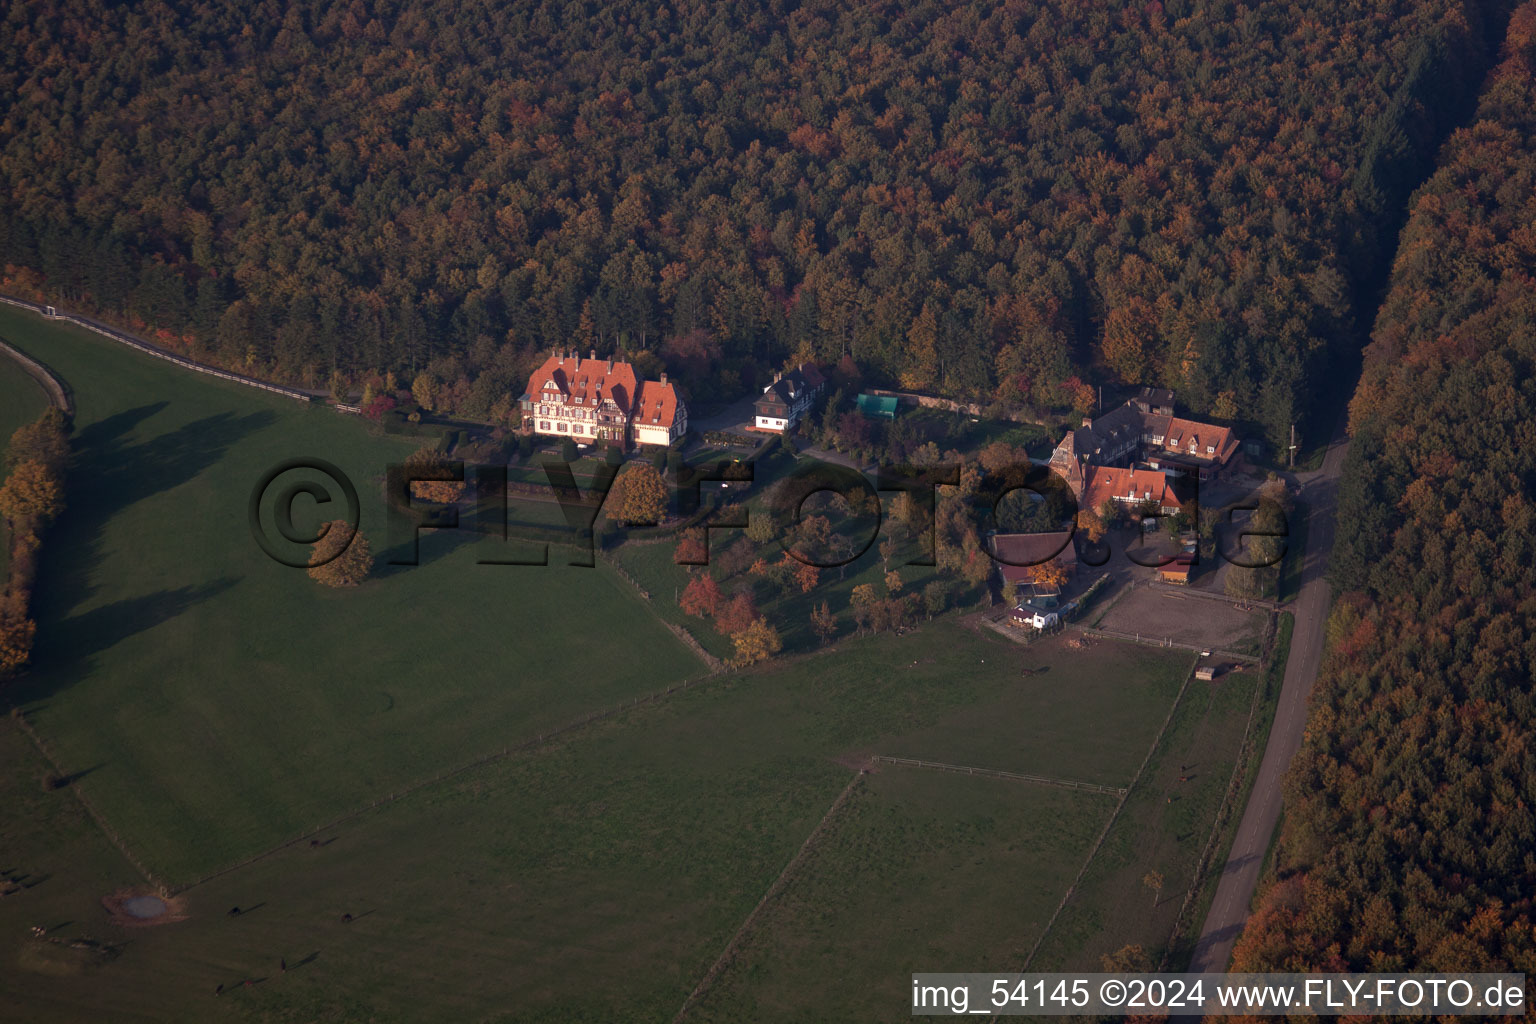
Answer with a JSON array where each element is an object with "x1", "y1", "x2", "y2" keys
[{"x1": 1185, "y1": 422, "x2": 1351, "y2": 972}]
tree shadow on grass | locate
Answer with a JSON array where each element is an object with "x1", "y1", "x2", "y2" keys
[
  {"x1": 374, "y1": 498, "x2": 545, "y2": 576},
  {"x1": 30, "y1": 403, "x2": 275, "y2": 630},
  {"x1": 69, "y1": 402, "x2": 169, "y2": 452},
  {"x1": 14, "y1": 577, "x2": 240, "y2": 703},
  {"x1": 375, "y1": 526, "x2": 482, "y2": 577},
  {"x1": 74, "y1": 406, "x2": 278, "y2": 520}
]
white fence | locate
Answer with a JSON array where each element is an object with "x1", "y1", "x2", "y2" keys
[
  {"x1": 0, "y1": 293, "x2": 319, "y2": 404},
  {"x1": 0, "y1": 336, "x2": 72, "y2": 414}
]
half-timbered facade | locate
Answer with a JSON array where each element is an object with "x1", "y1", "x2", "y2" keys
[{"x1": 519, "y1": 350, "x2": 686, "y2": 449}]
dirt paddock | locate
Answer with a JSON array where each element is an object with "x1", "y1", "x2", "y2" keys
[{"x1": 1095, "y1": 585, "x2": 1268, "y2": 652}]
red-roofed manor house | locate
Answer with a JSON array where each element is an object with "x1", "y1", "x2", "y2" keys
[
  {"x1": 1048, "y1": 387, "x2": 1240, "y2": 498},
  {"x1": 519, "y1": 349, "x2": 688, "y2": 450}
]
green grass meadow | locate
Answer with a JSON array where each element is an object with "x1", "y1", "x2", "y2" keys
[
  {"x1": 0, "y1": 305, "x2": 1267, "y2": 1022},
  {"x1": 0, "y1": 306, "x2": 704, "y2": 882},
  {"x1": 2, "y1": 618, "x2": 1195, "y2": 1022},
  {"x1": 1027, "y1": 664, "x2": 1256, "y2": 971},
  {"x1": 0, "y1": 340, "x2": 50, "y2": 443},
  {"x1": 689, "y1": 769, "x2": 1116, "y2": 1024}
]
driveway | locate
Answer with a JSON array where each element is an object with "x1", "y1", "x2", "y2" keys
[
  {"x1": 1185, "y1": 415, "x2": 1350, "y2": 972},
  {"x1": 691, "y1": 393, "x2": 760, "y2": 434}
]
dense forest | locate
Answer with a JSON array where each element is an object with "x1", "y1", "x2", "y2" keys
[
  {"x1": 0, "y1": 0, "x2": 1504, "y2": 445},
  {"x1": 1233, "y1": 2, "x2": 1536, "y2": 975}
]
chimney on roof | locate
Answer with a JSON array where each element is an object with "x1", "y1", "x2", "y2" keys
[
  {"x1": 1082, "y1": 417, "x2": 1092, "y2": 427},
  {"x1": 589, "y1": 348, "x2": 596, "y2": 360},
  {"x1": 660, "y1": 372, "x2": 667, "y2": 385}
]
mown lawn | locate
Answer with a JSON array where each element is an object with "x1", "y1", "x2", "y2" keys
[
  {"x1": 689, "y1": 769, "x2": 1116, "y2": 1024},
  {"x1": 1, "y1": 611, "x2": 1200, "y2": 1023},
  {"x1": 880, "y1": 633, "x2": 1193, "y2": 786},
  {"x1": 609, "y1": 539, "x2": 738, "y2": 660},
  {"x1": 0, "y1": 690, "x2": 851, "y2": 1024},
  {"x1": 0, "y1": 305, "x2": 1251, "y2": 1023},
  {"x1": 1027, "y1": 660, "x2": 1257, "y2": 971},
  {"x1": 0, "y1": 342, "x2": 49, "y2": 445},
  {"x1": 0, "y1": 306, "x2": 704, "y2": 884}
]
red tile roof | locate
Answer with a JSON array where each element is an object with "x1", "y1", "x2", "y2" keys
[
  {"x1": 525, "y1": 351, "x2": 641, "y2": 415},
  {"x1": 523, "y1": 351, "x2": 686, "y2": 432},
  {"x1": 634, "y1": 378, "x2": 682, "y2": 429},
  {"x1": 1149, "y1": 415, "x2": 1239, "y2": 463},
  {"x1": 1050, "y1": 391, "x2": 1240, "y2": 478},
  {"x1": 1081, "y1": 466, "x2": 1182, "y2": 512}
]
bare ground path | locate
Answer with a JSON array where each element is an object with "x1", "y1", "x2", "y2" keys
[{"x1": 1185, "y1": 417, "x2": 1350, "y2": 972}]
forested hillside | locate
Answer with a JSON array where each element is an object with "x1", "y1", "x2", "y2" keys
[
  {"x1": 0, "y1": 0, "x2": 1500, "y2": 440},
  {"x1": 1234, "y1": 3, "x2": 1536, "y2": 973}
]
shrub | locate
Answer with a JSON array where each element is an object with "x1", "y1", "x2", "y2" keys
[{"x1": 307, "y1": 520, "x2": 375, "y2": 588}]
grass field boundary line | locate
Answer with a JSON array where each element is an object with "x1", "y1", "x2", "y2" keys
[
  {"x1": 1145, "y1": 581, "x2": 1283, "y2": 612},
  {"x1": 1157, "y1": 611, "x2": 1294, "y2": 969},
  {"x1": 870, "y1": 755, "x2": 1127, "y2": 797},
  {"x1": 1076, "y1": 625, "x2": 1261, "y2": 663},
  {"x1": 1157, "y1": 656, "x2": 1265, "y2": 967},
  {"x1": 673, "y1": 771, "x2": 866, "y2": 1023},
  {"x1": 0, "y1": 334, "x2": 72, "y2": 414},
  {"x1": 6, "y1": 709, "x2": 164, "y2": 891},
  {"x1": 1021, "y1": 659, "x2": 1198, "y2": 970},
  {"x1": 597, "y1": 546, "x2": 724, "y2": 671},
  {"x1": 170, "y1": 668, "x2": 722, "y2": 895}
]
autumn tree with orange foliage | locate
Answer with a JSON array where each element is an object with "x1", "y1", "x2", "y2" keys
[
  {"x1": 0, "y1": 460, "x2": 63, "y2": 523},
  {"x1": 730, "y1": 618, "x2": 782, "y2": 667},
  {"x1": 1027, "y1": 560, "x2": 1069, "y2": 590},
  {"x1": 609, "y1": 463, "x2": 666, "y2": 526},
  {"x1": 0, "y1": 614, "x2": 36, "y2": 676},
  {"x1": 1076, "y1": 508, "x2": 1107, "y2": 544},
  {"x1": 673, "y1": 528, "x2": 707, "y2": 566},
  {"x1": 307, "y1": 520, "x2": 375, "y2": 588},
  {"x1": 5, "y1": 408, "x2": 69, "y2": 471},
  {"x1": 405, "y1": 446, "x2": 465, "y2": 504},
  {"x1": 713, "y1": 592, "x2": 759, "y2": 637},
  {"x1": 0, "y1": 410, "x2": 70, "y2": 680},
  {"x1": 678, "y1": 575, "x2": 722, "y2": 618},
  {"x1": 1235, "y1": 8, "x2": 1536, "y2": 978},
  {"x1": 0, "y1": 0, "x2": 1490, "y2": 451},
  {"x1": 810, "y1": 601, "x2": 837, "y2": 644}
]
